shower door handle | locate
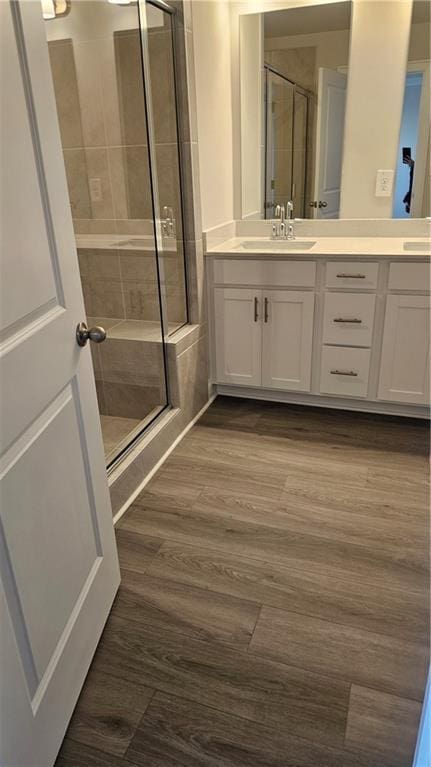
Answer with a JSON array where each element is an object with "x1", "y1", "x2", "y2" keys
[{"x1": 76, "y1": 321, "x2": 107, "y2": 347}]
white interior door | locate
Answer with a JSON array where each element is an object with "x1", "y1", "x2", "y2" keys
[
  {"x1": 313, "y1": 68, "x2": 347, "y2": 218},
  {"x1": 0, "y1": 4, "x2": 120, "y2": 766},
  {"x1": 214, "y1": 288, "x2": 262, "y2": 386},
  {"x1": 262, "y1": 291, "x2": 314, "y2": 392}
]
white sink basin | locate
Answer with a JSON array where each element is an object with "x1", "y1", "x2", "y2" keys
[
  {"x1": 403, "y1": 241, "x2": 431, "y2": 252},
  {"x1": 236, "y1": 239, "x2": 316, "y2": 251}
]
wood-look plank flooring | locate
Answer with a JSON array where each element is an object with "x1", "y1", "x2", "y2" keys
[{"x1": 55, "y1": 397, "x2": 430, "y2": 767}]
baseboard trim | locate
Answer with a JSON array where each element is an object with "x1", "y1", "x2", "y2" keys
[
  {"x1": 215, "y1": 384, "x2": 430, "y2": 419},
  {"x1": 112, "y1": 393, "x2": 217, "y2": 526}
]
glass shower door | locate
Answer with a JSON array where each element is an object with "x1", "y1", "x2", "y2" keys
[
  {"x1": 43, "y1": 0, "x2": 169, "y2": 466},
  {"x1": 141, "y1": 0, "x2": 188, "y2": 334}
]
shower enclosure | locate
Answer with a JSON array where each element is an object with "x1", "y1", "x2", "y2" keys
[
  {"x1": 44, "y1": 0, "x2": 188, "y2": 465},
  {"x1": 264, "y1": 64, "x2": 310, "y2": 219}
]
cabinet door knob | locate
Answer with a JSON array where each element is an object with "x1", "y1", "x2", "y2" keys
[
  {"x1": 254, "y1": 297, "x2": 259, "y2": 322},
  {"x1": 264, "y1": 297, "x2": 269, "y2": 323}
]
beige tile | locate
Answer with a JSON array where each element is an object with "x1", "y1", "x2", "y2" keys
[
  {"x1": 73, "y1": 40, "x2": 106, "y2": 147},
  {"x1": 155, "y1": 143, "x2": 183, "y2": 237},
  {"x1": 119, "y1": 251, "x2": 158, "y2": 283},
  {"x1": 85, "y1": 147, "x2": 115, "y2": 221},
  {"x1": 86, "y1": 279, "x2": 124, "y2": 319},
  {"x1": 73, "y1": 219, "x2": 117, "y2": 235},
  {"x1": 181, "y1": 141, "x2": 202, "y2": 241},
  {"x1": 48, "y1": 40, "x2": 83, "y2": 149},
  {"x1": 104, "y1": 381, "x2": 164, "y2": 420},
  {"x1": 114, "y1": 30, "x2": 148, "y2": 146},
  {"x1": 63, "y1": 149, "x2": 91, "y2": 219},
  {"x1": 123, "y1": 280, "x2": 162, "y2": 322},
  {"x1": 170, "y1": 335, "x2": 209, "y2": 417},
  {"x1": 115, "y1": 219, "x2": 153, "y2": 236},
  {"x1": 99, "y1": 337, "x2": 164, "y2": 387},
  {"x1": 85, "y1": 249, "x2": 120, "y2": 281},
  {"x1": 148, "y1": 28, "x2": 177, "y2": 145},
  {"x1": 108, "y1": 320, "x2": 163, "y2": 342},
  {"x1": 100, "y1": 415, "x2": 142, "y2": 460},
  {"x1": 98, "y1": 37, "x2": 123, "y2": 148},
  {"x1": 184, "y1": 29, "x2": 198, "y2": 141},
  {"x1": 185, "y1": 239, "x2": 206, "y2": 325}
]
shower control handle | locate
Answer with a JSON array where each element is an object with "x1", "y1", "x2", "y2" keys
[{"x1": 76, "y1": 321, "x2": 107, "y2": 347}]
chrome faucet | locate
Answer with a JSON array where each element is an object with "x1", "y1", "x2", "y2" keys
[
  {"x1": 286, "y1": 200, "x2": 295, "y2": 240},
  {"x1": 271, "y1": 202, "x2": 295, "y2": 239}
]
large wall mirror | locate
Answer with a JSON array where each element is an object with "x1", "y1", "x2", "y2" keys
[{"x1": 239, "y1": 0, "x2": 430, "y2": 220}]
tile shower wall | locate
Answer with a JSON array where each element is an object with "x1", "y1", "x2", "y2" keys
[
  {"x1": 48, "y1": 30, "x2": 151, "y2": 236},
  {"x1": 49, "y1": 23, "x2": 187, "y2": 328}
]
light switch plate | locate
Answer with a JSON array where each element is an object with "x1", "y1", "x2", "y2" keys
[{"x1": 375, "y1": 169, "x2": 394, "y2": 197}]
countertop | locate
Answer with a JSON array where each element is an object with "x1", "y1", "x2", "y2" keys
[{"x1": 205, "y1": 236, "x2": 431, "y2": 258}]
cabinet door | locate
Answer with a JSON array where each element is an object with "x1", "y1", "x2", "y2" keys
[
  {"x1": 214, "y1": 288, "x2": 262, "y2": 385},
  {"x1": 262, "y1": 291, "x2": 315, "y2": 391},
  {"x1": 378, "y1": 295, "x2": 430, "y2": 404}
]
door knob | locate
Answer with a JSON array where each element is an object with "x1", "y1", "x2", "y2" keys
[
  {"x1": 76, "y1": 321, "x2": 107, "y2": 347},
  {"x1": 318, "y1": 201, "x2": 328, "y2": 208}
]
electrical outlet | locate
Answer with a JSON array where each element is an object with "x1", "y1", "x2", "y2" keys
[
  {"x1": 89, "y1": 177, "x2": 102, "y2": 202},
  {"x1": 375, "y1": 169, "x2": 394, "y2": 197}
]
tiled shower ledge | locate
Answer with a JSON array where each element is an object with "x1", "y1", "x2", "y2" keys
[{"x1": 87, "y1": 317, "x2": 183, "y2": 342}]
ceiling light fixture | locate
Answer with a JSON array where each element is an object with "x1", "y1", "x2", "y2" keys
[{"x1": 42, "y1": 0, "x2": 71, "y2": 20}]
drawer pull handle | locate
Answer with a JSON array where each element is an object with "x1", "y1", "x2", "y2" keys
[
  {"x1": 254, "y1": 296, "x2": 259, "y2": 322},
  {"x1": 330, "y1": 369, "x2": 358, "y2": 377},
  {"x1": 336, "y1": 273, "x2": 366, "y2": 279},
  {"x1": 333, "y1": 318, "x2": 362, "y2": 324},
  {"x1": 264, "y1": 297, "x2": 269, "y2": 323}
]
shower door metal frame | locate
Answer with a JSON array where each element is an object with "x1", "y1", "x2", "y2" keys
[
  {"x1": 138, "y1": 0, "x2": 190, "y2": 335},
  {"x1": 107, "y1": 0, "x2": 190, "y2": 472},
  {"x1": 264, "y1": 63, "x2": 311, "y2": 219}
]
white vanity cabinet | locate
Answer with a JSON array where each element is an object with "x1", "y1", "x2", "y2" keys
[
  {"x1": 214, "y1": 286, "x2": 315, "y2": 391},
  {"x1": 209, "y1": 256, "x2": 430, "y2": 418}
]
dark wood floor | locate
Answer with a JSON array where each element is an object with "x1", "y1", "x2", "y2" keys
[{"x1": 56, "y1": 397, "x2": 430, "y2": 767}]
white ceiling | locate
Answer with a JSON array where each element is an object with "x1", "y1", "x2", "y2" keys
[
  {"x1": 263, "y1": 0, "x2": 429, "y2": 39},
  {"x1": 264, "y1": 1, "x2": 351, "y2": 38}
]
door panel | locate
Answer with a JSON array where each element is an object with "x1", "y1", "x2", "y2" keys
[
  {"x1": 378, "y1": 294, "x2": 430, "y2": 404},
  {"x1": 314, "y1": 68, "x2": 347, "y2": 219},
  {"x1": 0, "y1": 4, "x2": 120, "y2": 766},
  {"x1": 262, "y1": 290, "x2": 314, "y2": 391},
  {"x1": 214, "y1": 288, "x2": 262, "y2": 386}
]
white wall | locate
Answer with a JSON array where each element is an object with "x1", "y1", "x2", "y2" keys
[
  {"x1": 192, "y1": 0, "x2": 234, "y2": 231},
  {"x1": 340, "y1": 0, "x2": 413, "y2": 218}
]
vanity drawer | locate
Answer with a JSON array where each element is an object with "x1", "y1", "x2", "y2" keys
[
  {"x1": 213, "y1": 259, "x2": 315, "y2": 287},
  {"x1": 388, "y1": 262, "x2": 430, "y2": 292},
  {"x1": 264, "y1": 260, "x2": 316, "y2": 287},
  {"x1": 213, "y1": 259, "x2": 264, "y2": 285},
  {"x1": 323, "y1": 293, "x2": 376, "y2": 347},
  {"x1": 320, "y1": 346, "x2": 371, "y2": 398},
  {"x1": 326, "y1": 262, "x2": 378, "y2": 289}
]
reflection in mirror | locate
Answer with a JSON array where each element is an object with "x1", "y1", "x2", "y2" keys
[
  {"x1": 393, "y1": 2, "x2": 430, "y2": 219},
  {"x1": 240, "y1": 0, "x2": 430, "y2": 221},
  {"x1": 241, "y1": 1, "x2": 352, "y2": 220}
]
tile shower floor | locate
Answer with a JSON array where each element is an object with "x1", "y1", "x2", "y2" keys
[
  {"x1": 100, "y1": 415, "x2": 142, "y2": 463},
  {"x1": 56, "y1": 397, "x2": 429, "y2": 767}
]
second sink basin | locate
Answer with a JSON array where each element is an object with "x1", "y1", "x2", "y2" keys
[{"x1": 236, "y1": 239, "x2": 316, "y2": 251}]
